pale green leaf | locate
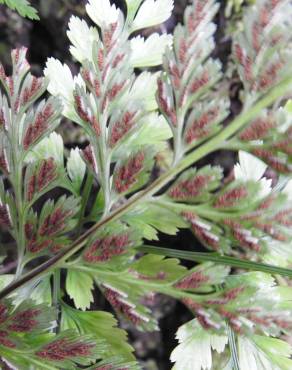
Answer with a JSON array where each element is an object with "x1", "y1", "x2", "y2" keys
[
  {"x1": 124, "y1": 202, "x2": 186, "y2": 240},
  {"x1": 44, "y1": 58, "x2": 84, "y2": 121},
  {"x1": 234, "y1": 151, "x2": 272, "y2": 198},
  {"x1": 130, "y1": 33, "x2": 172, "y2": 68},
  {"x1": 66, "y1": 270, "x2": 94, "y2": 310},
  {"x1": 285, "y1": 99, "x2": 292, "y2": 114},
  {"x1": 30, "y1": 277, "x2": 52, "y2": 305},
  {"x1": 131, "y1": 0, "x2": 174, "y2": 32},
  {"x1": 112, "y1": 113, "x2": 172, "y2": 161},
  {"x1": 86, "y1": 0, "x2": 121, "y2": 28},
  {"x1": 67, "y1": 148, "x2": 86, "y2": 192},
  {"x1": 125, "y1": 0, "x2": 143, "y2": 21},
  {"x1": 234, "y1": 151, "x2": 268, "y2": 181},
  {"x1": 67, "y1": 16, "x2": 99, "y2": 63},
  {"x1": 44, "y1": 58, "x2": 74, "y2": 107},
  {"x1": 0, "y1": 274, "x2": 14, "y2": 290},
  {"x1": 171, "y1": 319, "x2": 228, "y2": 370},
  {"x1": 238, "y1": 335, "x2": 292, "y2": 370},
  {"x1": 25, "y1": 132, "x2": 64, "y2": 164},
  {"x1": 120, "y1": 72, "x2": 160, "y2": 111},
  {"x1": 131, "y1": 254, "x2": 186, "y2": 282}
]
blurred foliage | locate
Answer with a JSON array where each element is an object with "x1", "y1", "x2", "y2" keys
[{"x1": 225, "y1": 0, "x2": 255, "y2": 17}]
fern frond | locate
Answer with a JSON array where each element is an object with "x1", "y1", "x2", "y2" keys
[{"x1": 0, "y1": 0, "x2": 39, "y2": 20}]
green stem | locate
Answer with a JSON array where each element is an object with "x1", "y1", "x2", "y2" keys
[
  {"x1": 14, "y1": 259, "x2": 24, "y2": 279},
  {"x1": 98, "y1": 109, "x2": 111, "y2": 216},
  {"x1": 217, "y1": 284, "x2": 240, "y2": 370},
  {"x1": 137, "y1": 246, "x2": 292, "y2": 277},
  {"x1": 52, "y1": 268, "x2": 61, "y2": 333},
  {"x1": 102, "y1": 157, "x2": 111, "y2": 216},
  {"x1": 1, "y1": 77, "x2": 292, "y2": 299},
  {"x1": 13, "y1": 134, "x2": 25, "y2": 280},
  {"x1": 53, "y1": 269, "x2": 61, "y2": 308},
  {"x1": 227, "y1": 324, "x2": 240, "y2": 370},
  {"x1": 76, "y1": 172, "x2": 94, "y2": 236},
  {"x1": 173, "y1": 112, "x2": 184, "y2": 165},
  {"x1": 65, "y1": 263, "x2": 218, "y2": 302},
  {"x1": 154, "y1": 198, "x2": 246, "y2": 221},
  {"x1": 175, "y1": 77, "x2": 292, "y2": 173}
]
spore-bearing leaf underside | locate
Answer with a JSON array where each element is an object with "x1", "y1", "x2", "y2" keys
[{"x1": 0, "y1": 0, "x2": 292, "y2": 369}]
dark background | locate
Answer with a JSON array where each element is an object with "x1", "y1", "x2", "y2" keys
[{"x1": 0, "y1": 1, "x2": 237, "y2": 368}]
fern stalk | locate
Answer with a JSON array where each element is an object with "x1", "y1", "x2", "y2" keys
[
  {"x1": 137, "y1": 246, "x2": 292, "y2": 277},
  {"x1": 1, "y1": 75, "x2": 292, "y2": 299}
]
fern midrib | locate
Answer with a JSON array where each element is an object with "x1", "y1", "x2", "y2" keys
[
  {"x1": 137, "y1": 246, "x2": 292, "y2": 277},
  {"x1": 1, "y1": 76, "x2": 292, "y2": 299}
]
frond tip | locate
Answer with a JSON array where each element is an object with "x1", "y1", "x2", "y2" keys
[{"x1": 0, "y1": 0, "x2": 39, "y2": 20}]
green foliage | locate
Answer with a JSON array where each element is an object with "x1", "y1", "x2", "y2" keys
[
  {"x1": 66, "y1": 270, "x2": 94, "y2": 310},
  {"x1": 225, "y1": 0, "x2": 254, "y2": 17},
  {"x1": 171, "y1": 319, "x2": 228, "y2": 370},
  {"x1": 0, "y1": 0, "x2": 39, "y2": 20},
  {"x1": 61, "y1": 304, "x2": 137, "y2": 364},
  {"x1": 0, "y1": 0, "x2": 292, "y2": 369},
  {"x1": 238, "y1": 335, "x2": 292, "y2": 370},
  {"x1": 131, "y1": 254, "x2": 187, "y2": 283},
  {"x1": 0, "y1": 300, "x2": 101, "y2": 369}
]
